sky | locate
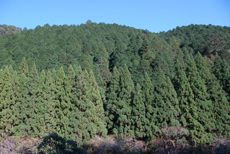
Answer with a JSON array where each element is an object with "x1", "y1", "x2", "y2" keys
[{"x1": 0, "y1": 0, "x2": 229, "y2": 33}]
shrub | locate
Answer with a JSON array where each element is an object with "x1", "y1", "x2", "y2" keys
[{"x1": 37, "y1": 132, "x2": 87, "y2": 154}]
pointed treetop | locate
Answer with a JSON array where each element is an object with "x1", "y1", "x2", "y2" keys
[{"x1": 18, "y1": 57, "x2": 29, "y2": 77}]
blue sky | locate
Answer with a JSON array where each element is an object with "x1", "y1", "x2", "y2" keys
[{"x1": 0, "y1": 0, "x2": 229, "y2": 33}]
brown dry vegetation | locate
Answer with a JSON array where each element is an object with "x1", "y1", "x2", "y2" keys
[{"x1": 0, "y1": 133, "x2": 230, "y2": 154}]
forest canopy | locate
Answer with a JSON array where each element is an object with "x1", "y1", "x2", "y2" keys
[{"x1": 0, "y1": 23, "x2": 230, "y2": 146}]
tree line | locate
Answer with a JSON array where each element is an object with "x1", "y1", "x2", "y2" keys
[{"x1": 0, "y1": 52, "x2": 230, "y2": 146}]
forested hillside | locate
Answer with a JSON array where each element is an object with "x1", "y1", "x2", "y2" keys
[{"x1": 0, "y1": 23, "x2": 230, "y2": 147}]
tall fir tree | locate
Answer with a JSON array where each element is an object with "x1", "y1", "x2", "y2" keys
[
  {"x1": 18, "y1": 57, "x2": 29, "y2": 77},
  {"x1": 21, "y1": 63, "x2": 39, "y2": 137},
  {"x1": 142, "y1": 72, "x2": 159, "y2": 140},
  {"x1": 221, "y1": 60, "x2": 230, "y2": 100},
  {"x1": 83, "y1": 69, "x2": 107, "y2": 138},
  {"x1": 113, "y1": 65, "x2": 134, "y2": 138},
  {"x1": 195, "y1": 53, "x2": 230, "y2": 137},
  {"x1": 54, "y1": 67, "x2": 68, "y2": 137},
  {"x1": 43, "y1": 70, "x2": 58, "y2": 135},
  {"x1": 154, "y1": 68, "x2": 180, "y2": 129},
  {"x1": 131, "y1": 83, "x2": 147, "y2": 139},
  {"x1": 12, "y1": 72, "x2": 28, "y2": 136},
  {"x1": 33, "y1": 70, "x2": 47, "y2": 137},
  {"x1": 174, "y1": 61, "x2": 205, "y2": 145},
  {"x1": 9, "y1": 70, "x2": 21, "y2": 136},
  {"x1": 105, "y1": 67, "x2": 120, "y2": 133},
  {"x1": 186, "y1": 58, "x2": 216, "y2": 143},
  {"x1": 0, "y1": 66, "x2": 14, "y2": 137}
]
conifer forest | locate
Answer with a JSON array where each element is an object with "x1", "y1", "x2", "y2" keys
[{"x1": 0, "y1": 23, "x2": 230, "y2": 152}]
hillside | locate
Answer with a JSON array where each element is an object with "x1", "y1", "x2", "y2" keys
[{"x1": 0, "y1": 23, "x2": 230, "y2": 152}]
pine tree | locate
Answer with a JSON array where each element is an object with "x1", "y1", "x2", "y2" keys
[
  {"x1": 221, "y1": 60, "x2": 230, "y2": 100},
  {"x1": 154, "y1": 68, "x2": 180, "y2": 129},
  {"x1": 105, "y1": 67, "x2": 120, "y2": 133},
  {"x1": 195, "y1": 53, "x2": 230, "y2": 137},
  {"x1": 0, "y1": 66, "x2": 14, "y2": 137},
  {"x1": 84, "y1": 69, "x2": 107, "y2": 137},
  {"x1": 63, "y1": 65, "x2": 76, "y2": 139},
  {"x1": 212, "y1": 56, "x2": 223, "y2": 85},
  {"x1": 12, "y1": 73, "x2": 28, "y2": 136},
  {"x1": 131, "y1": 83, "x2": 147, "y2": 139},
  {"x1": 21, "y1": 63, "x2": 39, "y2": 137},
  {"x1": 186, "y1": 58, "x2": 216, "y2": 143},
  {"x1": 142, "y1": 72, "x2": 159, "y2": 140},
  {"x1": 70, "y1": 65, "x2": 90, "y2": 144},
  {"x1": 34, "y1": 70, "x2": 47, "y2": 137},
  {"x1": 54, "y1": 67, "x2": 68, "y2": 137},
  {"x1": 43, "y1": 70, "x2": 58, "y2": 135},
  {"x1": 9, "y1": 70, "x2": 21, "y2": 136},
  {"x1": 18, "y1": 57, "x2": 29, "y2": 77},
  {"x1": 174, "y1": 61, "x2": 205, "y2": 145},
  {"x1": 113, "y1": 65, "x2": 134, "y2": 138}
]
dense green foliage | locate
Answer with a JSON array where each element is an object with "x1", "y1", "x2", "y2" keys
[{"x1": 0, "y1": 23, "x2": 230, "y2": 146}]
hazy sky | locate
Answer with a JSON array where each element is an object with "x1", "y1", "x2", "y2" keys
[{"x1": 0, "y1": 0, "x2": 229, "y2": 33}]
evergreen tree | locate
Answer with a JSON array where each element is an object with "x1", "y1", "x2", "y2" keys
[
  {"x1": 54, "y1": 67, "x2": 68, "y2": 137},
  {"x1": 84, "y1": 69, "x2": 107, "y2": 137},
  {"x1": 212, "y1": 56, "x2": 223, "y2": 85},
  {"x1": 186, "y1": 58, "x2": 216, "y2": 143},
  {"x1": 12, "y1": 73, "x2": 28, "y2": 136},
  {"x1": 43, "y1": 70, "x2": 58, "y2": 135},
  {"x1": 68, "y1": 65, "x2": 86, "y2": 144},
  {"x1": 113, "y1": 65, "x2": 134, "y2": 138},
  {"x1": 131, "y1": 83, "x2": 147, "y2": 139},
  {"x1": 63, "y1": 65, "x2": 76, "y2": 139},
  {"x1": 21, "y1": 63, "x2": 39, "y2": 137},
  {"x1": 142, "y1": 72, "x2": 159, "y2": 140},
  {"x1": 105, "y1": 67, "x2": 120, "y2": 133},
  {"x1": 174, "y1": 61, "x2": 205, "y2": 145},
  {"x1": 0, "y1": 66, "x2": 14, "y2": 137},
  {"x1": 18, "y1": 57, "x2": 29, "y2": 77},
  {"x1": 195, "y1": 53, "x2": 230, "y2": 137},
  {"x1": 221, "y1": 60, "x2": 230, "y2": 100},
  {"x1": 34, "y1": 70, "x2": 47, "y2": 137},
  {"x1": 9, "y1": 70, "x2": 22, "y2": 136},
  {"x1": 154, "y1": 68, "x2": 180, "y2": 129}
]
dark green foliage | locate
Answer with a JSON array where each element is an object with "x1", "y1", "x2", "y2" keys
[
  {"x1": 105, "y1": 67, "x2": 120, "y2": 132},
  {"x1": 37, "y1": 132, "x2": 87, "y2": 154},
  {"x1": 142, "y1": 73, "x2": 159, "y2": 139},
  {"x1": 84, "y1": 69, "x2": 107, "y2": 137},
  {"x1": 43, "y1": 70, "x2": 58, "y2": 135},
  {"x1": 35, "y1": 70, "x2": 49, "y2": 137},
  {"x1": 0, "y1": 23, "x2": 230, "y2": 149},
  {"x1": 20, "y1": 63, "x2": 39, "y2": 137},
  {"x1": 12, "y1": 72, "x2": 29, "y2": 136},
  {"x1": 174, "y1": 61, "x2": 205, "y2": 145},
  {"x1": 0, "y1": 66, "x2": 14, "y2": 137},
  {"x1": 154, "y1": 68, "x2": 180, "y2": 128},
  {"x1": 54, "y1": 67, "x2": 69, "y2": 137},
  {"x1": 186, "y1": 58, "x2": 216, "y2": 143},
  {"x1": 195, "y1": 52, "x2": 230, "y2": 137},
  {"x1": 131, "y1": 83, "x2": 147, "y2": 139},
  {"x1": 113, "y1": 65, "x2": 134, "y2": 138}
]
